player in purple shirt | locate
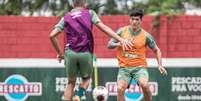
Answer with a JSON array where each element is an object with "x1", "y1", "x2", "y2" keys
[{"x1": 49, "y1": 0, "x2": 133, "y2": 100}]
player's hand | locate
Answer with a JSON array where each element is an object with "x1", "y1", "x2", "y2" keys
[
  {"x1": 119, "y1": 39, "x2": 133, "y2": 50},
  {"x1": 158, "y1": 65, "x2": 167, "y2": 75},
  {"x1": 57, "y1": 54, "x2": 64, "y2": 63}
]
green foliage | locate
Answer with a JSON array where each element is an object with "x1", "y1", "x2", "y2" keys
[
  {"x1": 0, "y1": 0, "x2": 22, "y2": 15},
  {"x1": 184, "y1": 0, "x2": 201, "y2": 7},
  {"x1": 49, "y1": 0, "x2": 70, "y2": 17},
  {"x1": 103, "y1": 0, "x2": 120, "y2": 15},
  {"x1": 131, "y1": 0, "x2": 185, "y2": 16},
  {"x1": 87, "y1": 2, "x2": 104, "y2": 13},
  {"x1": 130, "y1": 0, "x2": 188, "y2": 33},
  {"x1": 0, "y1": 0, "x2": 70, "y2": 16},
  {"x1": 29, "y1": 0, "x2": 47, "y2": 15},
  {"x1": 0, "y1": 0, "x2": 200, "y2": 16}
]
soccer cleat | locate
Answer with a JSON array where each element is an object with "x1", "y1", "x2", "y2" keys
[{"x1": 73, "y1": 88, "x2": 87, "y2": 101}]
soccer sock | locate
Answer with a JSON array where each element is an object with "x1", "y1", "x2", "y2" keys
[{"x1": 75, "y1": 87, "x2": 86, "y2": 97}]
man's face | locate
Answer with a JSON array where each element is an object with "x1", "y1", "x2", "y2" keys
[{"x1": 130, "y1": 16, "x2": 141, "y2": 30}]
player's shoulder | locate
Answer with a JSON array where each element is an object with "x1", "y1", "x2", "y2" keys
[
  {"x1": 141, "y1": 29, "x2": 148, "y2": 34},
  {"x1": 118, "y1": 26, "x2": 130, "y2": 31},
  {"x1": 88, "y1": 9, "x2": 96, "y2": 13},
  {"x1": 88, "y1": 9, "x2": 98, "y2": 17},
  {"x1": 88, "y1": 9, "x2": 94, "y2": 11},
  {"x1": 141, "y1": 29, "x2": 150, "y2": 37},
  {"x1": 116, "y1": 26, "x2": 129, "y2": 35}
]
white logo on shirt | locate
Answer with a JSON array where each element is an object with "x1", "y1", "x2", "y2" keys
[{"x1": 71, "y1": 11, "x2": 82, "y2": 19}]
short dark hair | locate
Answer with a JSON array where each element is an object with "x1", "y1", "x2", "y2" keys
[
  {"x1": 129, "y1": 8, "x2": 144, "y2": 19},
  {"x1": 73, "y1": 0, "x2": 86, "y2": 7}
]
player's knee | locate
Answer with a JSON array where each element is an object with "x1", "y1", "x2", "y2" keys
[
  {"x1": 117, "y1": 85, "x2": 126, "y2": 94},
  {"x1": 140, "y1": 82, "x2": 149, "y2": 90}
]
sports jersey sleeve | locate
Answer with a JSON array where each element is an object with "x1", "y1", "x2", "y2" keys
[
  {"x1": 110, "y1": 28, "x2": 123, "y2": 42},
  {"x1": 54, "y1": 17, "x2": 64, "y2": 32},
  {"x1": 146, "y1": 33, "x2": 156, "y2": 49},
  {"x1": 107, "y1": 28, "x2": 123, "y2": 49},
  {"x1": 89, "y1": 10, "x2": 101, "y2": 24}
]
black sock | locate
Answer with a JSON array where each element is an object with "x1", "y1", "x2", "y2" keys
[{"x1": 75, "y1": 87, "x2": 86, "y2": 97}]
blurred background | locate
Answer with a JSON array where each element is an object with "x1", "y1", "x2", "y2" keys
[
  {"x1": 0, "y1": 0, "x2": 201, "y2": 101},
  {"x1": 0, "y1": 0, "x2": 201, "y2": 16}
]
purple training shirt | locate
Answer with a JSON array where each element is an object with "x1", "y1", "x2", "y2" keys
[{"x1": 64, "y1": 9, "x2": 94, "y2": 53}]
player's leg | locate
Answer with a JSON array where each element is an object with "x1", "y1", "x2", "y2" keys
[
  {"x1": 117, "y1": 68, "x2": 131, "y2": 101},
  {"x1": 135, "y1": 68, "x2": 152, "y2": 101},
  {"x1": 74, "y1": 52, "x2": 93, "y2": 100},
  {"x1": 64, "y1": 50, "x2": 78, "y2": 100},
  {"x1": 64, "y1": 77, "x2": 76, "y2": 100},
  {"x1": 79, "y1": 52, "x2": 93, "y2": 89},
  {"x1": 138, "y1": 78, "x2": 152, "y2": 101}
]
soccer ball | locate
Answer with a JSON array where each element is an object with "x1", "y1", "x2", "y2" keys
[{"x1": 92, "y1": 86, "x2": 109, "y2": 101}]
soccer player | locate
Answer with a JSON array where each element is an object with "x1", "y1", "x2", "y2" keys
[
  {"x1": 107, "y1": 8, "x2": 167, "y2": 101},
  {"x1": 49, "y1": 0, "x2": 132, "y2": 101}
]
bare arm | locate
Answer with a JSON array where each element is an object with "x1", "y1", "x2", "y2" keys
[
  {"x1": 152, "y1": 45, "x2": 167, "y2": 75},
  {"x1": 152, "y1": 45, "x2": 162, "y2": 66},
  {"x1": 96, "y1": 22, "x2": 123, "y2": 41},
  {"x1": 107, "y1": 39, "x2": 121, "y2": 49},
  {"x1": 95, "y1": 22, "x2": 132, "y2": 50},
  {"x1": 49, "y1": 29, "x2": 64, "y2": 62}
]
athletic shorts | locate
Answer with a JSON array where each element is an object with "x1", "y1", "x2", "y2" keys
[
  {"x1": 117, "y1": 67, "x2": 149, "y2": 84},
  {"x1": 64, "y1": 49, "x2": 93, "y2": 78}
]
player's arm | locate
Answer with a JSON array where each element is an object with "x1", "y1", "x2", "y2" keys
[
  {"x1": 89, "y1": 10, "x2": 132, "y2": 50},
  {"x1": 152, "y1": 45, "x2": 162, "y2": 67},
  {"x1": 107, "y1": 28, "x2": 122, "y2": 49},
  {"x1": 49, "y1": 29, "x2": 62, "y2": 55},
  {"x1": 107, "y1": 39, "x2": 121, "y2": 49},
  {"x1": 96, "y1": 23, "x2": 134, "y2": 50},
  {"x1": 49, "y1": 18, "x2": 64, "y2": 62},
  {"x1": 146, "y1": 33, "x2": 167, "y2": 75}
]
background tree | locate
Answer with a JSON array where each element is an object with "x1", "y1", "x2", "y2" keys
[
  {"x1": 87, "y1": 0, "x2": 103, "y2": 14},
  {"x1": 0, "y1": 0, "x2": 70, "y2": 16},
  {"x1": 0, "y1": 0, "x2": 22, "y2": 15},
  {"x1": 130, "y1": 0, "x2": 188, "y2": 33},
  {"x1": 103, "y1": 0, "x2": 120, "y2": 15},
  {"x1": 0, "y1": 0, "x2": 201, "y2": 16}
]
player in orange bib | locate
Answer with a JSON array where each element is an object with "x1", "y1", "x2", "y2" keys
[{"x1": 108, "y1": 8, "x2": 167, "y2": 101}]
